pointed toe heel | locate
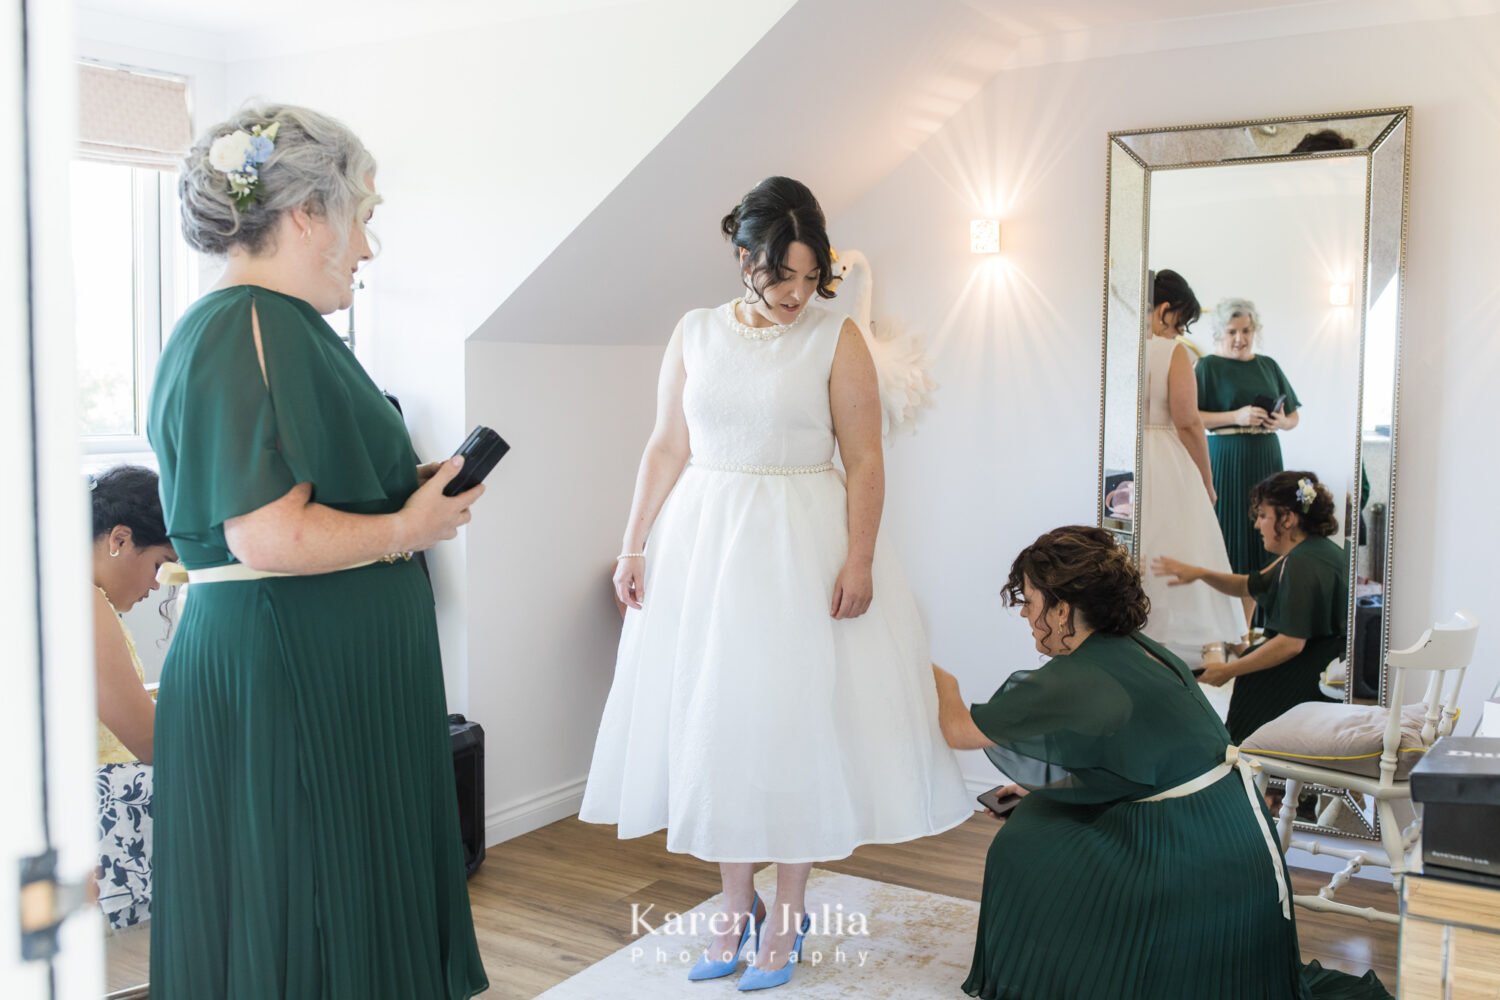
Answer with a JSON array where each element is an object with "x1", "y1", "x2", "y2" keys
[
  {"x1": 737, "y1": 913, "x2": 811, "y2": 992},
  {"x1": 688, "y1": 892, "x2": 765, "y2": 981}
]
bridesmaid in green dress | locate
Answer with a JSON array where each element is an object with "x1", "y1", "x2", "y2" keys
[
  {"x1": 1196, "y1": 299, "x2": 1301, "y2": 622},
  {"x1": 932, "y1": 526, "x2": 1386, "y2": 1000},
  {"x1": 1154, "y1": 471, "x2": 1346, "y2": 743},
  {"x1": 147, "y1": 105, "x2": 489, "y2": 999}
]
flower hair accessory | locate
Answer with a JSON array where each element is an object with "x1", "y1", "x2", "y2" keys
[
  {"x1": 208, "y1": 121, "x2": 280, "y2": 211},
  {"x1": 1296, "y1": 477, "x2": 1317, "y2": 513}
]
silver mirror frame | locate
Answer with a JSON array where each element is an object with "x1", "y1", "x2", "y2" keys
[{"x1": 1096, "y1": 108, "x2": 1412, "y2": 839}]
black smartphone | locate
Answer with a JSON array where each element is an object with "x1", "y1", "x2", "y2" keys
[
  {"x1": 1252, "y1": 393, "x2": 1286, "y2": 415},
  {"x1": 977, "y1": 785, "x2": 1024, "y2": 818},
  {"x1": 444, "y1": 426, "x2": 510, "y2": 497},
  {"x1": 1191, "y1": 665, "x2": 1207, "y2": 678}
]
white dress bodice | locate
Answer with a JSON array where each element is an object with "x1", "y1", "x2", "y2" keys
[{"x1": 680, "y1": 302, "x2": 844, "y2": 469}]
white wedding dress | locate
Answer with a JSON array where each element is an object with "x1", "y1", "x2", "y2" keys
[
  {"x1": 1139, "y1": 336, "x2": 1245, "y2": 648},
  {"x1": 578, "y1": 301, "x2": 973, "y2": 863}
]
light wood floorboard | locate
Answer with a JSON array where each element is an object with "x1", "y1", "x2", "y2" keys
[
  {"x1": 104, "y1": 813, "x2": 1398, "y2": 997},
  {"x1": 468, "y1": 814, "x2": 1399, "y2": 999}
]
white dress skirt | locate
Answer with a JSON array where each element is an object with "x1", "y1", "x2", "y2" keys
[
  {"x1": 1139, "y1": 336, "x2": 1246, "y2": 650},
  {"x1": 578, "y1": 302, "x2": 973, "y2": 863}
]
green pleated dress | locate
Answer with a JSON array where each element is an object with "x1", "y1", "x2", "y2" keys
[
  {"x1": 146, "y1": 286, "x2": 489, "y2": 999},
  {"x1": 1196, "y1": 354, "x2": 1301, "y2": 574},
  {"x1": 1226, "y1": 536, "x2": 1347, "y2": 743},
  {"x1": 962, "y1": 631, "x2": 1388, "y2": 1000}
]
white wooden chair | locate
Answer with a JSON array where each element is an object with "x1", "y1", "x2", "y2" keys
[{"x1": 1242, "y1": 610, "x2": 1479, "y2": 924}]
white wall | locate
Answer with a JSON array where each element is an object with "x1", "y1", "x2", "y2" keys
[
  {"x1": 464, "y1": 342, "x2": 663, "y2": 843},
  {"x1": 221, "y1": 0, "x2": 794, "y2": 710},
  {"x1": 832, "y1": 10, "x2": 1500, "y2": 788}
]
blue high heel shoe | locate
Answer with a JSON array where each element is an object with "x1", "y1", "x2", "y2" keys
[
  {"x1": 688, "y1": 892, "x2": 765, "y2": 981},
  {"x1": 737, "y1": 911, "x2": 811, "y2": 992}
]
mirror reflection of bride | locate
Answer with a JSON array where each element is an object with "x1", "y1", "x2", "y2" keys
[{"x1": 1137, "y1": 270, "x2": 1243, "y2": 657}]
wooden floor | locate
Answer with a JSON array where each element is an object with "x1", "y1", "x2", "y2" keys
[
  {"x1": 469, "y1": 814, "x2": 1399, "y2": 1000},
  {"x1": 104, "y1": 813, "x2": 1400, "y2": 998}
]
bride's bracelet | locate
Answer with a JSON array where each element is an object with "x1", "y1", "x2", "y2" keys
[{"x1": 617, "y1": 552, "x2": 646, "y2": 561}]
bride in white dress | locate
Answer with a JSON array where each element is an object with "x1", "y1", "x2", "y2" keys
[
  {"x1": 579, "y1": 177, "x2": 971, "y2": 990},
  {"x1": 1139, "y1": 269, "x2": 1244, "y2": 657}
]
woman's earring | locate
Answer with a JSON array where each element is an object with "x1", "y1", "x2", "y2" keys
[{"x1": 109, "y1": 549, "x2": 120, "y2": 558}]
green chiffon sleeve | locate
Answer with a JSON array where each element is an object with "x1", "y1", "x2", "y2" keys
[
  {"x1": 968, "y1": 648, "x2": 1145, "y2": 804},
  {"x1": 1268, "y1": 356, "x2": 1301, "y2": 414},
  {"x1": 149, "y1": 288, "x2": 401, "y2": 566}
]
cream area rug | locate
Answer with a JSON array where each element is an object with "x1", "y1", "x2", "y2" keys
[{"x1": 536, "y1": 867, "x2": 981, "y2": 999}]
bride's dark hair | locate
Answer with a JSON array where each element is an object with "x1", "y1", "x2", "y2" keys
[{"x1": 721, "y1": 177, "x2": 839, "y2": 303}]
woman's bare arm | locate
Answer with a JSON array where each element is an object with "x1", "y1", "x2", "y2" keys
[
  {"x1": 933, "y1": 665, "x2": 995, "y2": 751},
  {"x1": 94, "y1": 590, "x2": 155, "y2": 764},
  {"x1": 224, "y1": 458, "x2": 480, "y2": 573},
  {"x1": 614, "y1": 323, "x2": 692, "y2": 608},
  {"x1": 829, "y1": 320, "x2": 883, "y2": 619},
  {"x1": 1167, "y1": 344, "x2": 1214, "y2": 501}
]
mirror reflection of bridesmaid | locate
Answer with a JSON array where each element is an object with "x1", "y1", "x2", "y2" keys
[
  {"x1": 1152, "y1": 472, "x2": 1346, "y2": 744},
  {"x1": 1195, "y1": 299, "x2": 1300, "y2": 630}
]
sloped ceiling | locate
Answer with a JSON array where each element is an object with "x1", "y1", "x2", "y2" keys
[{"x1": 471, "y1": 0, "x2": 1495, "y2": 346}]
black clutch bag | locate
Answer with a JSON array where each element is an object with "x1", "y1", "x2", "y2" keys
[{"x1": 444, "y1": 426, "x2": 510, "y2": 496}]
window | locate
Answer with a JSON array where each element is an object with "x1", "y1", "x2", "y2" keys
[
  {"x1": 74, "y1": 61, "x2": 195, "y2": 454},
  {"x1": 72, "y1": 160, "x2": 198, "y2": 450}
]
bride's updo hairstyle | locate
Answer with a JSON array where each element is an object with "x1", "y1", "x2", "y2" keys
[
  {"x1": 1250, "y1": 471, "x2": 1339, "y2": 539},
  {"x1": 179, "y1": 103, "x2": 380, "y2": 259},
  {"x1": 721, "y1": 176, "x2": 839, "y2": 303},
  {"x1": 1150, "y1": 268, "x2": 1202, "y2": 332},
  {"x1": 1002, "y1": 526, "x2": 1150, "y2": 644}
]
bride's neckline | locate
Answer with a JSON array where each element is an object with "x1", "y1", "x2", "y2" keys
[{"x1": 724, "y1": 297, "x2": 812, "y2": 341}]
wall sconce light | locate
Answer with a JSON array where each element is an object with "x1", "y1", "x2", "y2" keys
[
  {"x1": 970, "y1": 219, "x2": 1000, "y2": 255},
  {"x1": 1328, "y1": 283, "x2": 1352, "y2": 307}
]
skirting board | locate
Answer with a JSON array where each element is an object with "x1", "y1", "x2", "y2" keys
[{"x1": 485, "y1": 777, "x2": 589, "y2": 847}]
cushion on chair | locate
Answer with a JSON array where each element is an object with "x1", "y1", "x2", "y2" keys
[{"x1": 1240, "y1": 702, "x2": 1434, "y2": 779}]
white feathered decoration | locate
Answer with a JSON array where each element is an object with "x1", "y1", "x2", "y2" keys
[{"x1": 832, "y1": 249, "x2": 936, "y2": 437}]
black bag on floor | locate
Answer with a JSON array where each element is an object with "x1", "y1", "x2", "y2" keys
[{"x1": 449, "y1": 714, "x2": 486, "y2": 876}]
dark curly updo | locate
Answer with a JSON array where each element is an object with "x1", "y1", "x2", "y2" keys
[
  {"x1": 1002, "y1": 525, "x2": 1150, "y2": 644},
  {"x1": 721, "y1": 176, "x2": 839, "y2": 302},
  {"x1": 1250, "y1": 471, "x2": 1339, "y2": 538},
  {"x1": 90, "y1": 465, "x2": 168, "y2": 547}
]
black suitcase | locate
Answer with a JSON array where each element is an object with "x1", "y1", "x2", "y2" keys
[
  {"x1": 1351, "y1": 595, "x2": 1384, "y2": 700},
  {"x1": 449, "y1": 714, "x2": 486, "y2": 876}
]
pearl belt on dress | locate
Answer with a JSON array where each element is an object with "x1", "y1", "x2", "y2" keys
[{"x1": 690, "y1": 460, "x2": 835, "y2": 476}]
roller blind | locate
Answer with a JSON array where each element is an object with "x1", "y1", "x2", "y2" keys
[{"x1": 77, "y1": 63, "x2": 192, "y2": 169}]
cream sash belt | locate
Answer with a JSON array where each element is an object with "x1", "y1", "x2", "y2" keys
[
  {"x1": 1138, "y1": 745, "x2": 1290, "y2": 920},
  {"x1": 157, "y1": 554, "x2": 408, "y2": 587}
]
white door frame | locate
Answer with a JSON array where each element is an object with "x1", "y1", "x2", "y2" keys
[{"x1": 4, "y1": 0, "x2": 107, "y2": 995}]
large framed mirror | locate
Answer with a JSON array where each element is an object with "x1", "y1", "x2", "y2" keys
[{"x1": 1097, "y1": 108, "x2": 1410, "y2": 839}]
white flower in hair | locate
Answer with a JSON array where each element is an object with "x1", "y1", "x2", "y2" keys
[
  {"x1": 1296, "y1": 477, "x2": 1317, "y2": 512},
  {"x1": 209, "y1": 130, "x2": 256, "y2": 173}
]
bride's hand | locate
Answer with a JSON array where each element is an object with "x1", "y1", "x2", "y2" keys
[
  {"x1": 614, "y1": 556, "x2": 645, "y2": 610},
  {"x1": 831, "y1": 560, "x2": 874, "y2": 620}
]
